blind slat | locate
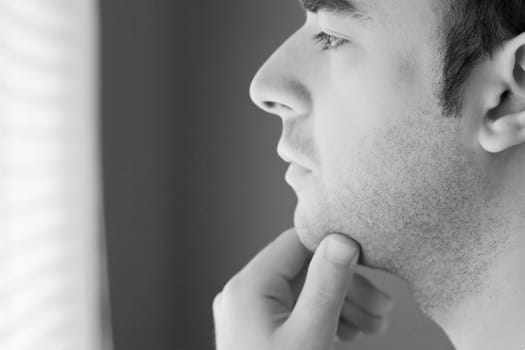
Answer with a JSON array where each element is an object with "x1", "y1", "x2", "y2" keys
[{"x1": 0, "y1": 0, "x2": 105, "y2": 349}]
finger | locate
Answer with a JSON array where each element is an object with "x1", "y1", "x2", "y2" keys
[
  {"x1": 289, "y1": 255, "x2": 310, "y2": 301},
  {"x1": 285, "y1": 234, "x2": 360, "y2": 349},
  {"x1": 336, "y1": 319, "x2": 361, "y2": 343},
  {"x1": 212, "y1": 292, "x2": 223, "y2": 318},
  {"x1": 340, "y1": 298, "x2": 389, "y2": 334},
  {"x1": 224, "y1": 227, "x2": 312, "y2": 325},
  {"x1": 212, "y1": 291, "x2": 224, "y2": 342},
  {"x1": 241, "y1": 227, "x2": 311, "y2": 283},
  {"x1": 347, "y1": 273, "x2": 394, "y2": 317}
]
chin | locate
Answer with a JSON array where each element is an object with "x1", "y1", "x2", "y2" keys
[
  {"x1": 292, "y1": 206, "x2": 323, "y2": 252},
  {"x1": 292, "y1": 197, "x2": 374, "y2": 267},
  {"x1": 293, "y1": 224, "x2": 320, "y2": 253},
  {"x1": 294, "y1": 208, "x2": 380, "y2": 270},
  {"x1": 293, "y1": 208, "x2": 351, "y2": 253},
  {"x1": 294, "y1": 221, "x2": 371, "y2": 268}
]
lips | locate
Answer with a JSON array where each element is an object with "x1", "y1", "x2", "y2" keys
[
  {"x1": 285, "y1": 162, "x2": 312, "y2": 188},
  {"x1": 277, "y1": 148, "x2": 314, "y2": 172}
]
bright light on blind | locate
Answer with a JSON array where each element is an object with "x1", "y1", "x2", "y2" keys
[{"x1": 0, "y1": 0, "x2": 110, "y2": 350}]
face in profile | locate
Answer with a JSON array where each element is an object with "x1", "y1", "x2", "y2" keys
[{"x1": 249, "y1": 0, "x2": 500, "y2": 316}]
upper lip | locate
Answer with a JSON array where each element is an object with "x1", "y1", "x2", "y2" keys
[{"x1": 277, "y1": 146, "x2": 313, "y2": 172}]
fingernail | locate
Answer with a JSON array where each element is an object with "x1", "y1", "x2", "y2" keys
[{"x1": 324, "y1": 234, "x2": 359, "y2": 267}]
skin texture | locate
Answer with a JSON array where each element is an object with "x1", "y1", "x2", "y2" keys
[
  {"x1": 249, "y1": 0, "x2": 525, "y2": 348},
  {"x1": 252, "y1": 0, "x2": 484, "y2": 315}
]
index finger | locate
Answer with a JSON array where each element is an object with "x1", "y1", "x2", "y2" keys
[{"x1": 241, "y1": 227, "x2": 312, "y2": 283}]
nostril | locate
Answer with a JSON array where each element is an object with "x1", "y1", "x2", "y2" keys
[
  {"x1": 263, "y1": 101, "x2": 276, "y2": 109},
  {"x1": 263, "y1": 101, "x2": 294, "y2": 113}
]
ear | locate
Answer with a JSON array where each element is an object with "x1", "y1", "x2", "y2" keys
[{"x1": 478, "y1": 32, "x2": 525, "y2": 153}]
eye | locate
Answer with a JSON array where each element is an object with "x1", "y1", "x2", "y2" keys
[{"x1": 312, "y1": 31, "x2": 349, "y2": 51}]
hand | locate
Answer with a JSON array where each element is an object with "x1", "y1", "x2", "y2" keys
[{"x1": 212, "y1": 227, "x2": 394, "y2": 350}]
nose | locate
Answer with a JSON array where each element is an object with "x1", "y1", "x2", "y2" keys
[
  {"x1": 249, "y1": 35, "x2": 311, "y2": 118},
  {"x1": 249, "y1": 30, "x2": 318, "y2": 172}
]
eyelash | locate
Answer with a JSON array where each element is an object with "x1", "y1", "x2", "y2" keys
[{"x1": 312, "y1": 32, "x2": 349, "y2": 51}]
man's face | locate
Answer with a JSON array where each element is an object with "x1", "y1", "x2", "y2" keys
[{"x1": 249, "y1": 0, "x2": 490, "y2": 294}]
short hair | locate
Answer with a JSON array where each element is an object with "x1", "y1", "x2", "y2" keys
[{"x1": 440, "y1": 0, "x2": 525, "y2": 116}]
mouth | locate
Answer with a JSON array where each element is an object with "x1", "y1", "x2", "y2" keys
[
  {"x1": 285, "y1": 163, "x2": 312, "y2": 188},
  {"x1": 276, "y1": 145, "x2": 315, "y2": 173}
]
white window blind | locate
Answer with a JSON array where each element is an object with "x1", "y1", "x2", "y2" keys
[{"x1": 0, "y1": 0, "x2": 111, "y2": 350}]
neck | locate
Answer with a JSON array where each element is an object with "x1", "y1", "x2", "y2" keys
[{"x1": 437, "y1": 232, "x2": 525, "y2": 350}]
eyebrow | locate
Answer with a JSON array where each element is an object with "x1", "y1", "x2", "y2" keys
[{"x1": 297, "y1": 0, "x2": 371, "y2": 20}]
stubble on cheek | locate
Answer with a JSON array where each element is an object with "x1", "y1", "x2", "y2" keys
[{"x1": 293, "y1": 111, "x2": 461, "y2": 270}]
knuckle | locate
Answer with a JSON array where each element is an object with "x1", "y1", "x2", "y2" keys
[
  {"x1": 222, "y1": 272, "x2": 253, "y2": 299},
  {"x1": 309, "y1": 284, "x2": 337, "y2": 306},
  {"x1": 212, "y1": 292, "x2": 223, "y2": 312},
  {"x1": 367, "y1": 293, "x2": 394, "y2": 316},
  {"x1": 343, "y1": 301, "x2": 388, "y2": 334},
  {"x1": 382, "y1": 300, "x2": 394, "y2": 315},
  {"x1": 222, "y1": 275, "x2": 243, "y2": 297},
  {"x1": 360, "y1": 317, "x2": 386, "y2": 334},
  {"x1": 338, "y1": 329, "x2": 361, "y2": 343},
  {"x1": 337, "y1": 318, "x2": 361, "y2": 341},
  {"x1": 217, "y1": 276, "x2": 246, "y2": 314},
  {"x1": 374, "y1": 289, "x2": 393, "y2": 307},
  {"x1": 351, "y1": 275, "x2": 394, "y2": 315}
]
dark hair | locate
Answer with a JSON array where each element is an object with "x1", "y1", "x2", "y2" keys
[{"x1": 440, "y1": 0, "x2": 525, "y2": 116}]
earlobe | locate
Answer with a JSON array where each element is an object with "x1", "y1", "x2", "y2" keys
[{"x1": 479, "y1": 109, "x2": 525, "y2": 153}]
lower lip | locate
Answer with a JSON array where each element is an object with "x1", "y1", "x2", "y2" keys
[{"x1": 285, "y1": 163, "x2": 312, "y2": 187}]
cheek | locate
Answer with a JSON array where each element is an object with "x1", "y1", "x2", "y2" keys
[
  {"x1": 325, "y1": 119, "x2": 410, "y2": 194},
  {"x1": 324, "y1": 48, "x2": 418, "y2": 132},
  {"x1": 319, "y1": 104, "x2": 451, "y2": 213},
  {"x1": 313, "y1": 37, "x2": 445, "y2": 203},
  {"x1": 316, "y1": 60, "x2": 413, "y2": 184}
]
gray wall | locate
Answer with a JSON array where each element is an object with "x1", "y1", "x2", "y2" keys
[
  {"x1": 101, "y1": 1, "x2": 187, "y2": 349},
  {"x1": 101, "y1": 1, "x2": 455, "y2": 349}
]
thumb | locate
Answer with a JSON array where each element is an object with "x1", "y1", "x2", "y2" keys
[{"x1": 284, "y1": 234, "x2": 360, "y2": 348}]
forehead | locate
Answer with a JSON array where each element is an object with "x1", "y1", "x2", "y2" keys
[
  {"x1": 297, "y1": 0, "x2": 375, "y2": 20},
  {"x1": 297, "y1": 0, "x2": 442, "y2": 24}
]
